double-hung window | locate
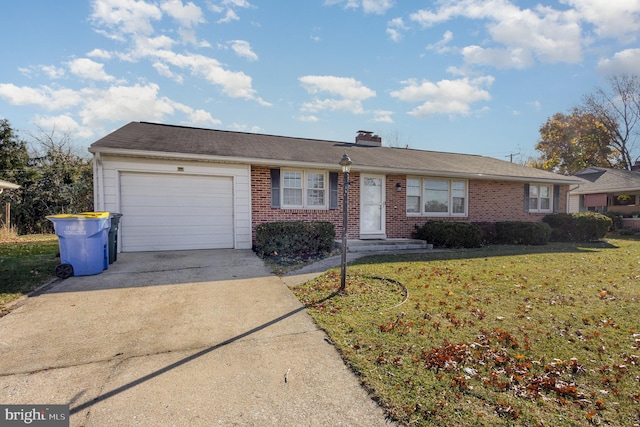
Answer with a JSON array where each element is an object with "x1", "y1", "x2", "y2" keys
[
  {"x1": 407, "y1": 177, "x2": 467, "y2": 216},
  {"x1": 526, "y1": 183, "x2": 552, "y2": 213},
  {"x1": 282, "y1": 170, "x2": 327, "y2": 209},
  {"x1": 406, "y1": 179, "x2": 421, "y2": 213}
]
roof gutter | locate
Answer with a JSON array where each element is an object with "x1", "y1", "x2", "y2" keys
[
  {"x1": 571, "y1": 185, "x2": 640, "y2": 195},
  {"x1": 89, "y1": 147, "x2": 580, "y2": 185}
]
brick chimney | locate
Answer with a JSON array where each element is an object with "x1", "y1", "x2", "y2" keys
[
  {"x1": 355, "y1": 130, "x2": 382, "y2": 147},
  {"x1": 632, "y1": 160, "x2": 640, "y2": 171}
]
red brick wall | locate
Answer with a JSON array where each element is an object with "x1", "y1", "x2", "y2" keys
[
  {"x1": 251, "y1": 166, "x2": 361, "y2": 241},
  {"x1": 251, "y1": 166, "x2": 569, "y2": 242}
]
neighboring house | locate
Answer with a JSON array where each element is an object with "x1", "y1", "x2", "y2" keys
[
  {"x1": 0, "y1": 179, "x2": 20, "y2": 230},
  {"x1": 89, "y1": 122, "x2": 578, "y2": 252},
  {"x1": 0, "y1": 179, "x2": 20, "y2": 194},
  {"x1": 569, "y1": 166, "x2": 640, "y2": 216}
]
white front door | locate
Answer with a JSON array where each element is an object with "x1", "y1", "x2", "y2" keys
[{"x1": 360, "y1": 175, "x2": 386, "y2": 239}]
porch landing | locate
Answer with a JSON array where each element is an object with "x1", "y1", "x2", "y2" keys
[{"x1": 336, "y1": 238, "x2": 433, "y2": 253}]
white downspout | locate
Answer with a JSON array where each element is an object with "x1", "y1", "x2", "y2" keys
[{"x1": 93, "y1": 152, "x2": 104, "y2": 210}]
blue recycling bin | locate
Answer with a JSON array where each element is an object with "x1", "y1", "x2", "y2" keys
[{"x1": 47, "y1": 213, "x2": 111, "y2": 278}]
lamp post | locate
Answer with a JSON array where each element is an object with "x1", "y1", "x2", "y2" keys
[{"x1": 339, "y1": 152, "x2": 352, "y2": 293}]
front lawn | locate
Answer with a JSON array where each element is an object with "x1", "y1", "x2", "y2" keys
[
  {"x1": 0, "y1": 234, "x2": 59, "y2": 311},
  {"x1": 292, "y1": 239, "x2": 640, "y2": 426}
]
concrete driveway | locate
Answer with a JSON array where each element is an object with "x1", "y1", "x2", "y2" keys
[{"x1": 0, "y1": 250, "x2": 394, "y2": 426}]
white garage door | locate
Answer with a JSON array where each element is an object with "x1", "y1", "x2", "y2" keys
[{"x1": 120, "y1": 172, "x2": 234, "y2": 251}]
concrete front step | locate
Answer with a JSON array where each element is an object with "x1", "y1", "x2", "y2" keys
[{"x1": 336, "y1": 238, "x2": 433, "y2": 253}]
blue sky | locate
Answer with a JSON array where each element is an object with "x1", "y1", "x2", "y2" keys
[{"x1": 1, "y1": 0, "x2": 639, "y2": 161}]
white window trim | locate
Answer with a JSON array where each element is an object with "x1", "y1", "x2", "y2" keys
[
  {"x1": 281, "y1": 169, "x2": 329, "y2": 210},
  {"x1": 528, "y1": 183, "x2": 553, "y2": 213},
  {"x1": 406, "y1": 177, "x2": 468, "y2": 217}
]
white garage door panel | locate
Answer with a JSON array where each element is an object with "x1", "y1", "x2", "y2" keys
[{"x1": 120, "y1": 173, "x2": 234, "y2": 251}]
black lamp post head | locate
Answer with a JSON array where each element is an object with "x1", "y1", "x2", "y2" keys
[{"x1": 339, "y1": 152, "x2": 352, "y2": 173}]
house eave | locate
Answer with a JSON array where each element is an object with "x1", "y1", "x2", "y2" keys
[
  {"x1": 571, "y1": 185, "x2": 640, "y2": 195},
  {"x1": 89, "y1": 147, "x2": 578, "y2": 185},
  {"x1": 0, "y1": 179, "x2": 20, "y2": 190}
]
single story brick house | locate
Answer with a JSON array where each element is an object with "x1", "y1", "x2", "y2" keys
[{"x1": 89, "y1": 122, "x2": 579, "y2": 252}]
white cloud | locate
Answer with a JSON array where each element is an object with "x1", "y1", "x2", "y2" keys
[
  {"x1": 299, "y1": 75, "x2": 375, "y2": 100},
  {"x1": 410, "y1": 0, "x2": 583, "y2": 69},
  {"x1": 87, "y1": 48, "x2": 113, "y2": 60},
  {"x1": 184, "y1": 109, "x2": 221, "y2": 126},
  {"x1": 87, "y1": 1, "x2": 267, "y2": 105},
  {"x1": 298, "y1": 115, "x2": 319, "y2": 122},
  {"x1": 386, "y1": 17, "x2": 406, "y2": 42},
  {"x1": 68, "y1": 58, "x2": 115, "y2": 82},
  {"x1": 427, "y1": 30, "x2": 454, "y2": 53},
  {"x1": 597, "y1": 48, "x2": 640, "y2": 75},
  {"x1": 372, "y1": 110, "x2": 394, "y2": 123},
  {"x1": 228, "y1": 40, "x2": 258, "y2": 61},
  {"x1": 362, "y1": 0, "x2": 394, "y2": 15},
  {"x1": 160, "y1": 0, "x2": 203, "y2": 27},
  {"x1": 486, "y1": 5, "x2": 582, "y2": 64},
  {"x1": 150, "y1": 50, "x2": 268, "y2": 104},
  {"x1": 152, "y1": 62, "x2": 184, "y2": 83},
  {"x1": 390, "y1": 76, "x2": 494, "y2": 117},
  {"x1": 299, "y1": 75, "x2": 375, "y2": 116},
  {"x1": 90, "y1": 0, "x2": 162, "y2": 39},
  {"x1": 565, "y1": 0, "x2": 640, "y2": 42},
  {"x1": 528, "y1": 100, "x2": 541, "y2": 111},
  {"x1": 326, "y1": 0, "x2": 393, "y2": 14},
  {"x1": 78, "y1": 83, "x2": 175, "y2": 128},
  {"x1": 324, "y1": 0, "x2": 358, "y2": 10},
  {"x1": 0, "y1": 84, "x2": 83, "y2": 110},
  {"x1": 461, "y1": 45, "x2": 533, "y2": 69},
  {"x1": 209, "y1": 0, "x2": 252, "y2": 23},
  {"x1": 17, "y1": 65, "x2": 65, "y2": 79},
  {"x1": 0, "y1": 81, "x2": 221, "y2": 138},
  {"x1": 216, "y1": 9, "x2": 239, "y2": 23},
  {"x1": 160, "y1": 0, "x2": 205, "y2": 44},
  {"x1": 386, "y1": 28, "x2": 402, "y2": 43},
  {"x1": 228, "y1": 122, "x2": 262, "y2": 133},
  {"x1": 301, "y1": 98, "x2": 367, "y2": 114},
  {"x1": 40, "y1": 65, "x2": 66, "y2": 79},
  {"x1": 18, "y1": 67, "x2": 34, "y2": 78},
  {"x1": 32, "y1": 114, "x2": 93, "y2": 139},
  {"x1": 219, "y1": 0, "x2": 252, "y2": 7},
  {"x1": 132, "y1": 35, "x2": 177, "y2": 57}
]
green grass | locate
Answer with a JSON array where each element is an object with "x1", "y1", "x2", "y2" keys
[
  {"x1": 292, "y1": 239, "x2": 640, "y2": 426},
  {"x1": 0, "y1": 234, "x2": 59, "y2": 310}
]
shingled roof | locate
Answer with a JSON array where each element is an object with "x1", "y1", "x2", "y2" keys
[
  {"x1": 90, "y1": 122, "x2": 577, "y2": 184},
  {"x1": 571, "y1": 167, "x2": 640, "y2": 194}
]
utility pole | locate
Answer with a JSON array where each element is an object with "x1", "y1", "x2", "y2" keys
[{"x1": 505, "y1": 152, "x2": 520, "y2": 163}]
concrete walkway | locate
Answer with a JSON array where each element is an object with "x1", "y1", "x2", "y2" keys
[{"x1": 0, "y1": 250, "x2": 395, "y2": 426}]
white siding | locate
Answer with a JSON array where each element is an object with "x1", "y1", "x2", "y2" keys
[
  {"x1": 94, "y1": 155, "x2": 252, "y2": 251},
  {"x1": 568, "y1": 194, "x2": 581, "y2": 213}
]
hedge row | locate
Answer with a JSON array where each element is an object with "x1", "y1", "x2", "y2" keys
[
  {"x1": 255, "y1": 213, "x2": 611, "y2": 256},
  {"x1": 494, "y1": 221, "x2": 551, "y2": 245},
  {"x1": 412, "y1": 221, "x2": 482, "y2": 248},
  {"x1": 542, "y1": 212, "x2": 612, "y2": 242},
  {"x1": 254, "y1": 221, "x2": 335, "y2": 256},
  {"x1": 413, "y1": 213, "x2": 611, "y2": 248}
]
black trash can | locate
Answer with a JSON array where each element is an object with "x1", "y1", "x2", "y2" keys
[{"x1": 108, "y1": 213, "x2": 123, "y2": 264}]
